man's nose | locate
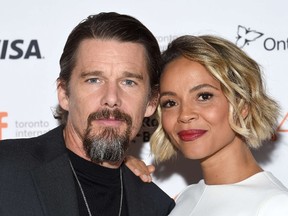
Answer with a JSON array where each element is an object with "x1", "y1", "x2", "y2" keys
[{"x1": 100, "y1": 83, "x2": 122, "y2": 108}]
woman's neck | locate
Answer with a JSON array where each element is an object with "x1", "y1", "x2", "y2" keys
[{"x1": 200, "y1": 137, "x2": 262, "y2": 185}]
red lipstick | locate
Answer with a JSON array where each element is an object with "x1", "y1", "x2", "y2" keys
[{"x1": 177, "y1": 129, "x2": 206, "y2": 142}]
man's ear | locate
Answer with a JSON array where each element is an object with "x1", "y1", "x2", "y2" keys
[
  {"x1": 57, "y1": 80, "x2": 69, "y2": 111},
  {"x1": 144, "y1": 93, "x2": 159, "y2": 117}
]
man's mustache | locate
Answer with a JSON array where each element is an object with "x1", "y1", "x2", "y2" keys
[{"x1": 87, "y1": 109, "x2": 132, "y2": 126}]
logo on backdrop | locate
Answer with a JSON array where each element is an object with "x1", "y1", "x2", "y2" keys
[
  {"x1": 14, "y1": 120, "x2": 50, "y2": 138},
  {"x1": 270, "y1": 112, "x2": 288, "y2": 142},
  {"x1": 236, "y1": 25, "x2": 264, "y2": 48},
  {"x1": 236, "y1": 25, "x2": 288, "y2": 51},
  {"x1": 157, "y1": 35, "x2": 178, "y2": 51},
  {"x1": 277, "y1": 113, "x2": 288, "y2": 133},
  {"x1": 0, "y1": 112, "x2": 8, "y2": 140},
  {"x1": 132, "y1": 116, "x2": 158, "y2": 144},
  {"x1": 0, "y1": 39, "x2": 42, "y2": 60},
  {"x1": 0, "y1": 111, "x2": 51, "y2": 140}
]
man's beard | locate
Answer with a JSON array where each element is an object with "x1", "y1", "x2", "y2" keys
[{"x1": 83, "y1": 109, "x2": 132, "y2": 164}]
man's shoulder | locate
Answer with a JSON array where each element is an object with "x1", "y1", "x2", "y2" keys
[
  {"x1": 121, "y1": 164, "x2": 175, "y2": 215},
  {"x1": 122, "y1": 164, "x2": 175, "y2": 199},
  {"x1": 0, "y1": 125, "x2": 65, "y2": 161}
]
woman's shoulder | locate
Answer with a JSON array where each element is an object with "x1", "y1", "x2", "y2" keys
[
  {"x1": 260, "y1": 171, "x2": 288, "y2": 192},
  {"x1": 258, "y1": 192, "x2": 288, "y2": 215}
]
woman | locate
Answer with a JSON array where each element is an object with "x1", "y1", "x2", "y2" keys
[{"x1": 147, "y1": 35, "x2": 288, "y2": 215}]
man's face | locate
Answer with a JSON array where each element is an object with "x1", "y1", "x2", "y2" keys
[{"x1": 58, "y1": 39, "x2": 157, "y2": 164}]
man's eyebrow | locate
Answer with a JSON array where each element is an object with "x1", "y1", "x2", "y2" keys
[
  {"x1": 80, "y1": 70, "x2": 103, "y2": 78},
  {"x1": 122, "y1": 71, "x2": 144, "y2": 80},
  {"x1": 79, "y1": 71, "x2": 144, "y2": 80}
]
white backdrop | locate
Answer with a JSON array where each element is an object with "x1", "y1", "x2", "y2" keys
[{"x1": 1, "y1": 0, "x2": 287, "y2": 197}]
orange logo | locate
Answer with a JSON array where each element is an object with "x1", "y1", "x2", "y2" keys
[
  {"x1": 272, "y1": 112, "x2": 288, "y2": 141},
  {"x1": 277, "y1": 112, "x2": 288, "y2": 132},
  {"x1": 0, "y1": 112, "x2": 8, "y2": 140}
]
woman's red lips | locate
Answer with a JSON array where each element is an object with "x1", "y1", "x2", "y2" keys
[{"x1": 177, "y1": 129, "x2": 207, "y2": 142}]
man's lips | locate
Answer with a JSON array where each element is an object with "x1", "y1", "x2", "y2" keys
[
  {"x1": 177, "y1": 129, "x2": 207, "y2": 142},
  {"x1": 94, "y1": 118, "x2": 125, "y2": 127}
]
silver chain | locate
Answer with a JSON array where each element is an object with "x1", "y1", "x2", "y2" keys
[{"x1": 69, "y1": 160, "x2": 123, "y2": 216}]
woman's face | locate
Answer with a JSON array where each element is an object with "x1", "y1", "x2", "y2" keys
[{"x1": 160, "y1": 57, "x2": 237, "y2": 160}]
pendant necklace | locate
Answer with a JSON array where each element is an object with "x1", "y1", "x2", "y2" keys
[{"x1": 69, "y1": 160, "x2": 123, "y2": 216}]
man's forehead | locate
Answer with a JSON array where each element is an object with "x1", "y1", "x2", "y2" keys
[{"x1": 73, "y1": 39, "x2": 149, "y2": 76}]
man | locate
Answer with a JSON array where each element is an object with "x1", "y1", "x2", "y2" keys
[{"x1": 0, "y1": 12, "x2": 175, "y2": 216}]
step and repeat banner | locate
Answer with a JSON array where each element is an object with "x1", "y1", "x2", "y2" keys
[{"x1": 1, "y1": 0, "x2": 287, "y2": 197}]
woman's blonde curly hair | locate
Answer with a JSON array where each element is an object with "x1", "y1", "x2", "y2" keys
[{"x1": 151, "y1": 35, "x2": 280, "y2": 162}]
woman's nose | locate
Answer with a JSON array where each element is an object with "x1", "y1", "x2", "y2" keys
[{"x1": 177, "y1": 105, "x2": 198, "y2": 123}]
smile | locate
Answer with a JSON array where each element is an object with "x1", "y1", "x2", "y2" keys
[{"x1": 177, "y1": 129, "x2": 207, "y2": 142}]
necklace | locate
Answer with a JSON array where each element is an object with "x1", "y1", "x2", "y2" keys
[{"x1": 69, "y1": 160, "x2": 123, "y2": 216}]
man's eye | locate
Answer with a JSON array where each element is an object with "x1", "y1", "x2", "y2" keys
[
  {"x1": 123, "y1": 79, "x2": 136, "y2": 86},
  {"x1": 161, "y1": 100, "x2": 177, "y2": 108},
  {"x1": 198, "y1": 92, "x2": 213, "y2": 101},
  {"x1": 86, "y1": 78, "x2": 100, "y2": 83}
]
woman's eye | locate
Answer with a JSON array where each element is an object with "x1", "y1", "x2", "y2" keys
[
  {"x1": 198, "y1": 92, "x2": 213, "y2": 101},
  {"x1": 161, "y1": 99, "x2": 177, "y2": 108}
]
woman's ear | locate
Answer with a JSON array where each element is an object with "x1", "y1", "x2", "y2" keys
[{"x1": 241, "y1": 103, "x2": 249, "y2": 119}]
